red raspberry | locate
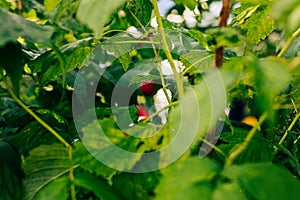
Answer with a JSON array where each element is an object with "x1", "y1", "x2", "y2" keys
[
  {"x1": 140, "y1": 81, "x2": 155, "y2": 96},
  {"x1": 136, "y1": 105, "x2": 149, "y2": 121}
]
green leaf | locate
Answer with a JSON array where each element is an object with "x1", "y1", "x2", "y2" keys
[
  {"x1": 75, "y1": 172, "x2": 120, "y2": 200},
  {"x1": 219, "y1": 128, "x2": 274, "y2": 164},
  {"x1": 80, "y1": 117, "x2": 143, "y2": 172},
  {"x1": 29, "y1": 38, "x2": 93, "y2": 85},
  {"x1": 35, "y1": 176, "x2": 69, "y2": 200},
  {"x1": 73, "y1": 142, "x2": 117, "y2": 179},
  {"x1": 180, "y1": 50, "x2": 214, "y2": 74},
  {"x1": 155, "y1": 157, "x2": 220, "y2": 200},
  {"x1": 0, "y1": 7, "x2": 54, "y2": 47},
  {"x1": 240, "y1": 5, "x2": 275, "y2": 44},
  {"x1": 77, "y1": 0, "x2": 127, "y2": 34},
  {"x1": 22, "y1": 144, "x2": 72, "y2": 200},
  {"x1": 223, "y1": 163, "x2": 300, "y2": 200},
  {"x1": 173, "y1": 0, "x2": 197, "y2": 10},
  {"x1": 0, "y1": 42, "x2": 25, "y2": 92}
]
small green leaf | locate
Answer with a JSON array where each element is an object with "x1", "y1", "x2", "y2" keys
[
  {"x1": 0, "y1": 7, "x2": 54, "y2": 47},
  {"x1": 77, "y1": 0, "x2": 127, "y2": 34}
]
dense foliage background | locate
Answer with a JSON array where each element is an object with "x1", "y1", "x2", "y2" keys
[{"x1": 0, "y1": 0, "x2": 299, "y2": 199}]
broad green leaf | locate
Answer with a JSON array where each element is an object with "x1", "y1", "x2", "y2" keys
[
  {"x1": 74, "y1": 172, "x2": 120, "y2": 200},
  {"x1": 180, "y1": 50, "x2": 214, "y2": 74},
  {"x1": 173, "y1": 0, "x2": 197, "y2": 10},
  {"x1": 223, "y1": 163, "x2": 300, "y2": 200},
  {"x1": 155, "y1": 157, "x2": 220, "y2": 200},
  {"x1": 35, "y1": 176, "x2": 69, "y2": 200},
  {"x1": 0, "y1": 42, "x2": 25, "y2": 92},
  {"x1": 77, "y1": 0, "x2": 127, "y2": 34},
  {"x1": 22, "y1": 144, "x2": 72, "y2": 200},
  {"x1": 0, "y1": 7, "x2": 54, "y2": 47}
]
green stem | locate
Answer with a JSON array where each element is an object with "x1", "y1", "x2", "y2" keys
[
  {"x1": 144, "y1": 101, "x2": 179, "y2": 123},
  {"x1": 5, "y1": 80, "x2": 71, "y2": 149},
  {"x1": 151, "y1": 0, "x2": 184, "y2": 99},
  {"x1": 277, "y1": 27, "x2": 300, "y2": 58},
  {"x1": 225, "y1": 112, "x2": 268, "y2": 167},
  {"x1": 280, "y1": 112, "x2": 300, "y2": 145},
  {"x1": 199, "y1": 137, "x2": 226, "y2": 157}
]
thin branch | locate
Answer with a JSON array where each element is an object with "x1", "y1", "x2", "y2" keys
[
  {"x1": 214, "y1": 0, "x2": 232, "y2": 68},
  {"x1": 144, "y1": 101, "x2": 179, "y2": 123},
  {"x1": 4, "y1": 80, "x2": 71, "y2": 149},
  {"x1": 277, "y1": 27, "x2": 300, "y2": 58}
]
